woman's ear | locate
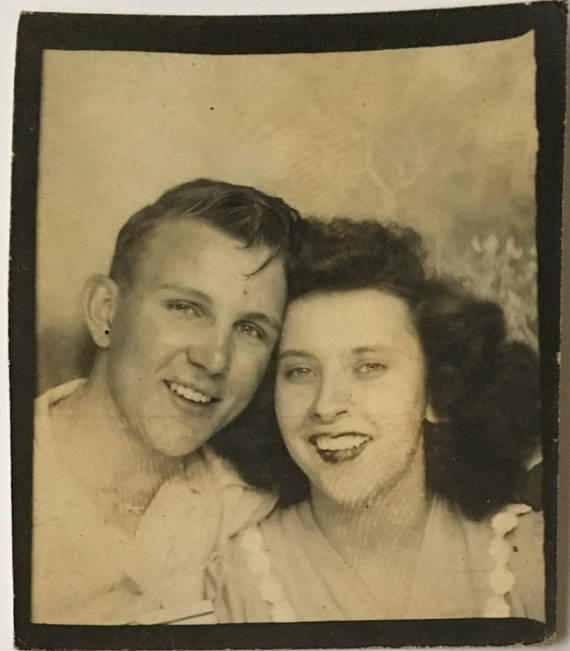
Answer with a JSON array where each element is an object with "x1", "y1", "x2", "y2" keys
[
  {"x1": 82, "y1": 275, "x2": 120, "y2": 349},
  {"x1": 425, "y1": 402, "x2": 440, "y2": 424}
]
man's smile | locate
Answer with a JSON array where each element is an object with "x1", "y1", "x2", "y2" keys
[{"x1": 164, "y1": 380, "x2": 220, "y2": 406}]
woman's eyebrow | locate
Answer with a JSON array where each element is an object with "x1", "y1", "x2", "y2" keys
[
  {"x1": 278, "y1": 349, "x2": 314, "y2": 361},
  {"x1": 351, "y1": 345, "x2": 393, "y2": 355}
]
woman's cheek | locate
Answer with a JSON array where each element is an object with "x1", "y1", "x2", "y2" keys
[
  {"x1": 293, "y1": 384, "x2": 315, "y2": 418},
  {"x1": 276, "y1": 385, "x2": 306, "y2": 430}
]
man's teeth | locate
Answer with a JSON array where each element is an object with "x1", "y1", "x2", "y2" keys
[
  {"x1": 168, "y1": 381, "x2": 213, "y2": 404},
  {"x1": 313, "y1": 434, "x2": 370, "y2": 451}
]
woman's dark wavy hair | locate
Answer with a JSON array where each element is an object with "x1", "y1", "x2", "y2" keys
[
  {"x1": 109, "y1": 178, "x2": 300, "y2": 287},
  {"x1": 211, "y1": 218, "x2": 540, "y2": 520}
]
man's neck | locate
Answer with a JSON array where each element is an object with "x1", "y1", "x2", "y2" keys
[
  {"x1": 50, "y1": 360, "x2": 184, "y2": 521},
  {"x1": 310, "y1": 440, "x2": 430, "y2": 571}
]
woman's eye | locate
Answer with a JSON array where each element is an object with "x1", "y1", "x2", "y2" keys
[
  {"x1": 167, "y1": 301, "x2": 203, "y2": 317},
  {"x1": 356, "y1": 362, "x2": 386, "y2": 375},
  {"x1": 236, "y1": 322, "x2": 265, "y2": 341},
  {"x1": 284, "y1": 366, "x2": 315, "y2": 380}
]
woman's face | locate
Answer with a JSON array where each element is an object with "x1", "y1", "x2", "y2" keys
[{"x1": 276, "y1": 288, "x2": 429, "y2": 506}]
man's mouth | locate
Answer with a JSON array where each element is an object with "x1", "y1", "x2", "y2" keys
[
  {"x1": 308, "y1": 432, "x2": 372, "y2": 464},
  {"x1": 165, "y1": 380, "x2": 220, "y2": 406}
]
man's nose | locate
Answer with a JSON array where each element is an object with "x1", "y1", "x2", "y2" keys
[
  {"x1": 310, "y1": 375, "x2": 349, "y2": 423},
  {"x1": 185, "y1": 326, "x2": 232, "y2": 377}
]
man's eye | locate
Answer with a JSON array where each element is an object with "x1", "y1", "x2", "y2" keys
[
  {"x1": 236, "y1": 322, "x2": 265, "y2": 340},
  {"x1": 167, "y1": 301, "x2": 203, "y2": 317},
  {"x1": 356, "y1": 362, "x2": 386, "y2": 375}
]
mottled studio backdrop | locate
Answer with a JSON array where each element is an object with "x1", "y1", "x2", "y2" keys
[{"x1": 37, "y1": 33, "x2": 538, "y2": 393}]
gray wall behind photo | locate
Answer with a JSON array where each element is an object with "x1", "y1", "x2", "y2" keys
[{"x1": 36, "y1": 33, "x2": 538, "y2": 393}]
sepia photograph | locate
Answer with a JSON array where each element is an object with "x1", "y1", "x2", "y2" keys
[{"x1": 9, "y1": 1, "x2": 564, "y2": 648}]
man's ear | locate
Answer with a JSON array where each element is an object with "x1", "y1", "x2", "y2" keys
[{"x1": 82, "y1": 275, "x2": 120, "y2": 349}]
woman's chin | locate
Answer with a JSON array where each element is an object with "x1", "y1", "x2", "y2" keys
[{"x1": 311, "y1": 477, "x2": 380, "y2": 509}]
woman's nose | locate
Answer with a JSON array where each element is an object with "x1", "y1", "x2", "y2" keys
[
  {"x1": 310, "y1": 377, "x2": 349, "y2": 423},
  {"x1": 185, "y1": 327, "x2": 232, "y2": 377}
]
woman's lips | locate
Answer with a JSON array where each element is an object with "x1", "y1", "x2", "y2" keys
[{"x1": 308, "y1": 432, "x2": 372, "y2": 464}]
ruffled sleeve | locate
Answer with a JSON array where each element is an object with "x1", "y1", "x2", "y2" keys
[
  {"x1": 505, "y1": 508, "x2": 545, "y2": 621},
  {"x1": 205, "y1": 526, "x2": 294, "y2": 623},
  {"x1": 484, "y1": 503, "x2": 545, "y2": 621}
]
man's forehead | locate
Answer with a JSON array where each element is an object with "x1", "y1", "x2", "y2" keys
[
  {"x1": 127, "y1": 219, "x2": 285, "y2": 293},
  {"x1": 138, "y1": 218, "x2": 276, "y2": 267}
]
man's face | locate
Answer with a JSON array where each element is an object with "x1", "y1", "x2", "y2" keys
[{"x1": 105, "y1": 218, "x2": 287, "y2": 457}]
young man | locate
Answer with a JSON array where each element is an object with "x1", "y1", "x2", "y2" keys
[{"x1": 32, "y1": 179, "x2": 300, "y2": 624}]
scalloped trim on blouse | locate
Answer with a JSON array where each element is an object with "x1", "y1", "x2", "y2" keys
[
  {"x1": 238, "y1": 502, "x2": 533, "y2": 622},
  {"x1": 238, "y1": 528, "x2": 295, "y2": 622},
  {"x1": 484, "y1": 502, "x2": 532, "y2": 617}
]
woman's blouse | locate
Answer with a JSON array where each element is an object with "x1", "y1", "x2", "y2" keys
[{"x1": 208, "y1": 497, "x2": 545, "y2": 623}]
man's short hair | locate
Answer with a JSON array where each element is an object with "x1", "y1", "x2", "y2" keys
[{"x1": 109, "y1": 178, "x2": 301, "y2": 287}]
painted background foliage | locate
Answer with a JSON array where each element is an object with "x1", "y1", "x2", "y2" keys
[{"x1": 37, "y1": 33, "x2": 537, "y2": 391}]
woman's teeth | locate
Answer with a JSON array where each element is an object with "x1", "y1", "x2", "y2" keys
[
  {"x1": 167, "y1": 381, "x2": 215, "y2": 404},
  {"x1": 309, "y1": 433, "x2": 371, "y2": 463},
  {"x1": 313, "y1": 434, "x2": 369, "y2": 451}
]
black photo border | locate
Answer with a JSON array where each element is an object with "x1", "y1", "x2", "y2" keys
[{"x1": 10, "y1": 2, "x2": 565, "y2": 648}]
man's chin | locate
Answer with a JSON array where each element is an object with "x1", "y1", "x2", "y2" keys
[{"x1": 147, "y1": 426, "x2": 214, "y2": 458}]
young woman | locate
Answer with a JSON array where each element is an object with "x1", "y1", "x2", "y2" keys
[{"x1": 208, "y1": 218, "x2": 544, "y2": 622}]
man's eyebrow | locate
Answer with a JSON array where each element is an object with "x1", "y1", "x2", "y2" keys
[
  {"x1": 242, "y1": 312, "x2": 282, "y2": 333},
  {"x1": 157, "y1": 284, "x2": 213, "y2": 305}
]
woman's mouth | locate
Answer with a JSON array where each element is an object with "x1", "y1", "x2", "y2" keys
[
  {"x1": 308, "y1": 432, "x2": 372, "y2": 464},
  {"x1": 165, "y1": 380, "x2": 219, "y2": 406}
]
